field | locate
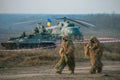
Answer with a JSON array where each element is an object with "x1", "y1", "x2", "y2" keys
[
  {"x1": 0, "y1": 14, "x2": 120, "y2": 80},
  {"x1": 0, "y1": 42, "x2": 120, "y2": 80}
]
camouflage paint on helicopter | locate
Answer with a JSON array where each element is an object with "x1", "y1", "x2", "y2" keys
[
  {"x1": 61, "y1": 22, "x2": 83, "y2": 40},
  {"x1": 47, "y1": 20, "x2": 83, "y2": 40},
  {"x1": 47, "y1": 17, "x2": 95, "y2": 40}
]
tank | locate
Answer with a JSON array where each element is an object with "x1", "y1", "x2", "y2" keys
[{"x1": 1, "y1": 26, "x2": 56, "y2": 49}]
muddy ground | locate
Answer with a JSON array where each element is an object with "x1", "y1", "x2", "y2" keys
[{"x1": 0, "y1": 61, "x2": 120, "y2": 80}]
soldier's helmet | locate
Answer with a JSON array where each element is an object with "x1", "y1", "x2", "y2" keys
[
  {"x1": 90, "y1": 36, "x2": 99, "y2": 43},
  {"x1": 62, "y1": 36, "x2": 68, "y2": 41},
  {"x1": 90, "y1": 36, "x2": 95, "y2": 40}
]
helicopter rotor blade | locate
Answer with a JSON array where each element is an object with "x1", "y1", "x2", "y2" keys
[
  {"x1": 74, "y1": 19, "x2": 96, "y2": 28},
  {"x1": 13, "y1": 20, "x2": 37, "y2": 26},
  {"x1": 57, "y1": 17, "x2": 96, "y2": 28}
]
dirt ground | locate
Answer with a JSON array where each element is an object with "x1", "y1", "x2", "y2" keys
[{"x1": 0, "y1": 61, "x2": 120, "y2": 80}]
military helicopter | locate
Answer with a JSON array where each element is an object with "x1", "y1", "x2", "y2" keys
[{"x1": 46, "y1": 17, "x2": 96, "y2": 40}]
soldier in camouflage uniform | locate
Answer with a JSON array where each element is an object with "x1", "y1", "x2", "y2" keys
[
  {"x1": 55, "y1": 36, "x2": 75, "y2": 74},
  {"x1": 84, "y1": 36, "x2": 103, "y2": 74}
]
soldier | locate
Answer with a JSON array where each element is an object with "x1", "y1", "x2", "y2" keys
[
  {"x1": 40, "y1": 26, "x2": 47, "y2": 34},
  {"x1": 20, "y1": 31, "x2": 26, "y2": 38},
  {"x1": 54, "y1": 36, "x2": 75, "y2": 74},
  {"x1": 34, "y1": 27, "x2": 39, "y2": 34},
  {"x1": 85, "y1": 36, "x2": 103, "y2": 74}
]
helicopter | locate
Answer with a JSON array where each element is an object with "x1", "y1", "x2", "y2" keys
[{"x1": 45, "y1": 17, "x2": 96, "y2": 40}]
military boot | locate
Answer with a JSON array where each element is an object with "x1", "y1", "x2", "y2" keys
[
  {"x1": 96, "y1": 67, "x2": 102, "y2": 73},
  {"x1": 70, "y1": 70, "x2": 74, "y2": 74},
  {"x1": 56, "y1": 70, "x2": 62, "y2": 74},
  {"x1": 90, "y1": 67, "x2": 96, "y2": 74}
]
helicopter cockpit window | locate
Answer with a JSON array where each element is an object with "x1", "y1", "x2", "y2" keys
[
  {"x1": 68, "y1": 23, "x2": 75, "y2": 27},
  {"x1": 67, "y1": 21, "x2": 69, "y2": 23},
  {"x1": 61, "y1": 23, "x2": 64, "y2": 26}
]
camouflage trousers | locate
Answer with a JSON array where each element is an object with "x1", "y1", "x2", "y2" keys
[
  {"x1": 54, "y1": 54, "x2": 75, "y2": 74},
  {"x1": 90, "y1": 58, "x2": 103, "y2": 74}
]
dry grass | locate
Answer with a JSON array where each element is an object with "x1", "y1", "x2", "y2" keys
[
  {"x1": 0, "y1": 42, "x2": 120, "y2": 68},
  {"x1": 0, "y1": 48, "x2": 58, "y2": 68}
]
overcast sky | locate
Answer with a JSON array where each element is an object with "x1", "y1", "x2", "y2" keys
[{"x1": 0, "y1": 0, "x2": 120, "y2": 14}]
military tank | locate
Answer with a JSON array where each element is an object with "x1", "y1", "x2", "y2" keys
[{"x1": 1, "y1": 25, "x2": 56, "y2": 49}]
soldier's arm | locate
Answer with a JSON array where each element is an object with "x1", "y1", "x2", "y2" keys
[
  {"x1": 91, "y1": 43, "x2": 99, "y2": 50},
  {"x1": 85, "y1": 44, "x2": 90, "y2": 57},
  {"x1": 66, "y1": 46, "x2": 71, "y2": 55},
  {"x1": 59, "y1": 47, "x2": 64, "y2": 55},
  {"x1": 66, "y1": 44, "x2": 74, "y2": 55}
]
